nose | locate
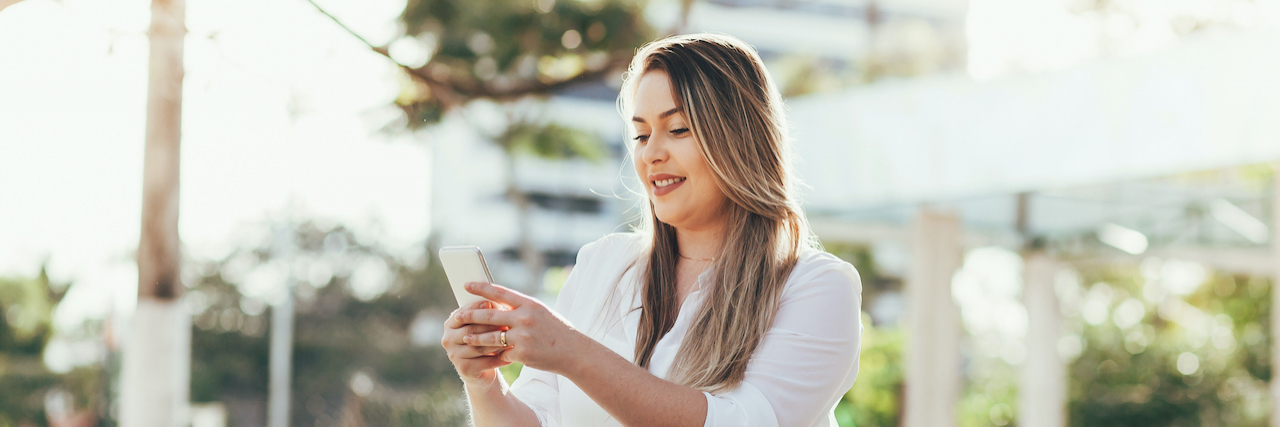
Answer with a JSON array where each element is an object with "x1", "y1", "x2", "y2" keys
[{"x1": 639, "y1": 135, "x2": 668, "y2": 166}]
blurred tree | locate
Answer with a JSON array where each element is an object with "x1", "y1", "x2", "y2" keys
[
  {"x1": 305, "y1": 0, "x2": 653, "y2": 127},
  {"x1": 305, "y1": 0, "x2": 651, "y2": 288},
  {"x1": 0, "y1": 269, "x2": 106, "y2": 427},
  {"x1": 834, "y1": 313, "x2": 905, "y2": 427},
  {"x1": 1064, "y1": 264, "x2": 1271, "y2": 427},
  {"x1": 188, "y1": 221, "x2": 471, "y2": 426},
  {"x1": 120, "y1": 0, "x2": 189, "y2": 424}
]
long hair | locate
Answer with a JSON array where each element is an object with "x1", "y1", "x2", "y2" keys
[{"x1": 618, "y1": 33, "x2": 818, "y2": 393}]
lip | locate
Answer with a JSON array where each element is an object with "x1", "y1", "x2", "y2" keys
[
  {"x1": 647, "y1": 173, "x2": 683, "y2": 182},
  {"x1": 648, "y1": 173, "x2": 686, "y2": 197}
]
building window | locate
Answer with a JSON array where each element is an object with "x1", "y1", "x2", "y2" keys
[{"x1": 525, "y1": 192, "x2": 603, "y2": 214}]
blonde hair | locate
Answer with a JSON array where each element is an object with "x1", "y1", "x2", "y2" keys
[{"x1": 619, "y1": 33, "x2": 817, "y2": 393}]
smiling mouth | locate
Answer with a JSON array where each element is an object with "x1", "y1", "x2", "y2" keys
[{"x1": 653, "y1": 177, "x2": 686, "y2": 188}]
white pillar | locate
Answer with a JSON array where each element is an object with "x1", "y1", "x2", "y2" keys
[
  {"x1": 268, "y1": 292, "x2": 295, "y2": 427},
  {"x1": 904, "y1": 209, "x2": 963, "y2": 427},
  {"x1": 268, "y1": 227, "x2": 296, "y2": 427},
  {"x1": 1270, "y1": 167, "x2": 1280, "y2": 427},
  {"x1": 1020, "y1": 253, "x2": 1066, "y2": 427},
  {"x1": 121, "y1": 300, "x2": 191, "y2": 427}
]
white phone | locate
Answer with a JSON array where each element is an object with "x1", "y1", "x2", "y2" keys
[{"x1": 438, "y1": 246, "x2": 494, "y2": 308}]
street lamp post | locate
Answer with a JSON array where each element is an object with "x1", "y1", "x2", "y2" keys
[{"x1": 268, "y1": 225, "x2": 296, "y2": 427}]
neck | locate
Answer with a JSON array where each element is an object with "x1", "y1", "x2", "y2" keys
[{"x1": 674, "y1": 219, "x2": 727, "y2": 262}]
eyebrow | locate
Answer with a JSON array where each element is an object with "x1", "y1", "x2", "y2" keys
[{"x1": 631, "y1": 108, "x2": 681, "y2": 124}]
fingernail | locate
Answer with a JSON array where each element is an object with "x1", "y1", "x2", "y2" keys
[
  {"x1": 463, "y1": 335, "x2": 471, "y2": 343},
  {"x1": 466, "y1": 283, "x2": 476, "y2": 291}
]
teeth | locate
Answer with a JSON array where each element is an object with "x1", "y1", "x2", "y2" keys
[{"x1": 654, "y1": 177, "x2": 685, "y2": 188}]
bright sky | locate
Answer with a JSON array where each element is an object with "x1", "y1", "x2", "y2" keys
[
  {"x1": 0, "y1": 0, "x2": 428, "y2": 331},
  {"x1": 966, "y1": 0, "x2": 1277, "y2": 80}
]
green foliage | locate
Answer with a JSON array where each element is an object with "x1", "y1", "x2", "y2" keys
[
  {"x1": 822, "y1": 242, "x2": 905, "y2": 427},
  {"x1": 958, "y1": 358, "x2": 1017, "y2": 427},
  {"x1": 772, "y1": 55, "x2": 851, "y2": 98},
  {"x1": 188, "y1": 221, "x2": 470, "y2": 426},
  {"x1": 835, "y1": 313, "x2": 904, "y2": 427},
  {"x1": 499, "y1": 122, "x2": 606, "y2": 161},
  {"x1": 823, "y1": 239, "x2": 1275, "y2": 427},
  {"x1": 0, "y1": 269, "x2": 93, "y2": 427},
  {"x1": 1065, "y1": 263, "x2": 1271, "y2": 427},
  {"x1": 0, "y1": 272, "x2": 56, "y2": 354},
  {"x1": 500, "y1": 362, "x2": 524, "y2": 384},
  {"x1": 395, "y1": 0, "x2": 654, "y2": 128}
]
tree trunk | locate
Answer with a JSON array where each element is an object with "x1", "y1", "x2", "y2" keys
[
  {"x1": 120, "y1": 0, "x2": 190, "y2": 425},
  {"x1": 504, "y1": 150, "x2": 543, "y2": 292}
]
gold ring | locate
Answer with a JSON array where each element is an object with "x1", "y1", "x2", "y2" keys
[{"x1": 500, "y1": 331, "x2": 508, "y2": 347}]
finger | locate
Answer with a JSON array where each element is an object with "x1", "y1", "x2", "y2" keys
[
  {"x1": 466, "y1": 300, "x2": 500, "y2": 310},
  {"x1": 457, "y1": 308, "x2": 517, "y2": 327},
  {"x1": 453, "y1": 344, "x2": 509, "y2": 358},
  {"x1": 498, "y1": 348, "x2": 517, "y2": 364},
  {"x1": 464, "y1": 324, "x2": 502, "y2": 336},
  {"x1": 443, "y1": 324, "x2": 502, "y2": 346},
  {"x1": 457, "y1": 355, "x2": 511, "y2": 376},
  {"x1": 444, "y1": 308, "x2": 464, "y2": 329},
  {"x1": 466, "y1": 329, "x2": 515, "y2": 348},
  {"x1": 465, "y1": 282, "x2": 529, "y2": 308},
  {"x1": 447, "y1": 300, "x2": 506, "y2": 329},
  {"x1": 466, "y1": 324, "x2": 501, "y2": 333},
  {"x1": 442, "y1": 329, "x2": 506, "y2": 355}
]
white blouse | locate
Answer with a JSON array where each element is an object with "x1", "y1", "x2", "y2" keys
[{"x1": 510, "y1": 232, "x2": 863, "y2": 427}]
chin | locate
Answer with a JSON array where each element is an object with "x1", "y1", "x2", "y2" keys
[{"x1": 651, "y1": 206, "x2": 682, "y2": 227}]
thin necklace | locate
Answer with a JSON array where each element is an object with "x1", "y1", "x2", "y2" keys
[{"x1": 678, "y1": 253, "x2": 715, "y2": 262}]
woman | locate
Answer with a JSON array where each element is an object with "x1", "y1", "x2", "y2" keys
[{"x1": 441, "y1": 33, "x2": 863, "y2": 427}]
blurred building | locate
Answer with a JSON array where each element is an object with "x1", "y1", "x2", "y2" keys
[
  {"x1": 787, "y1": 18, "x2": 1280, "y2": 427},
  {"x1": 427, "y1": 98, "x2": 634, "y2": 292},
  {"x1": 426, "y1": 0, "x2": 971, "y2": 293}
]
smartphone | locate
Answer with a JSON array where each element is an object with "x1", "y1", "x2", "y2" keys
[{"x1": 438, "y1": 246, "x2": 494, "y2": 308}]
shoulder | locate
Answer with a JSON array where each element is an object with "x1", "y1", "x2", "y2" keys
[
  {"x1": 780, "y1": 248, "x2": 863, "y2": 304},
  {"x1": 767, "y1": 248, "x2": 864, "y2": 343},
  {"x1": 575, "y1": 232, "x2": 648, "y2": 265},
  {"x1": 555, "y1": 232, "x2": 647, "y2": 320},
  {"x1": 560, "y1": 232, "x2": 647, "y2": 298}
]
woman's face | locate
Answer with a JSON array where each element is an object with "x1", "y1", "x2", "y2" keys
[{"x1": 631, "y1": 70, "x2": 731, "y2": 231}]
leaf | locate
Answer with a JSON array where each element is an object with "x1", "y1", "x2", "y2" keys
[
  {"x1": 395, "y1": 0, "x2": 655, "y2": 127},
  {"x1": 499, "y1": 122, "x2": 606, "y2": 161}
]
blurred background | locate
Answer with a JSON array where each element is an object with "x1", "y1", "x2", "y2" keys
[{"x1": 1, "y1": 0, "x2": 1278, "y2": 425}]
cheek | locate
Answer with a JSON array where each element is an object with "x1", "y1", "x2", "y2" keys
[
  {"x1": 694, "y1": 177, "x2": 727, "y2": 208},
  {"x1": 632, "y1": 150, "x2": 644, "y2": 177}
]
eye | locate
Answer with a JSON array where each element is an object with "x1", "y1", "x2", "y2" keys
[
  {"x1": 671, "y1": 128, "x2": 689, "y2": 136},
  {"x1": 633, "y1": 134, "x2": 650, "y2": 143}
]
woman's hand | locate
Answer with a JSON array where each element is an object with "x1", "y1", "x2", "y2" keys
[
  {"x1": 441, "y1": 300, "x2": 513, "y2": 384},
  {"x1": 454, "y1": 282, "x2": 588, "y2": 375}
]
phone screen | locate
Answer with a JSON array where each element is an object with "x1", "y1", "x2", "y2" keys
[{"x1": 438, "y1": 246, "x2": 494, "y2": 308}]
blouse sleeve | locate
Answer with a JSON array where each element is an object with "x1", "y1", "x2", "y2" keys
[
  {"x1": 508, "y1": 234, "x2": 613, "y2": 427},
  {"x1": 701, "y1": 256, "x2": 864, "y2": 427},
  {"x1": 509, "y1": 365, "x2": 561, "y2": 427}
]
